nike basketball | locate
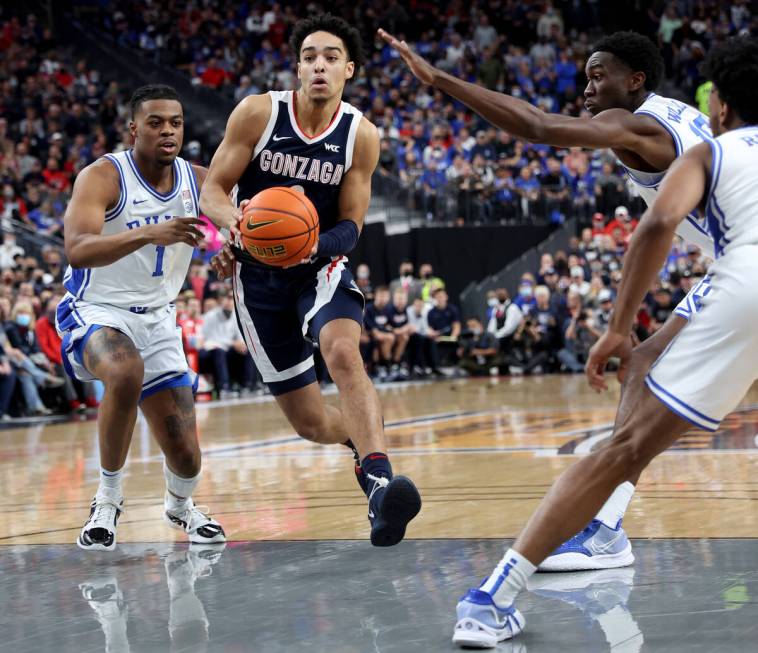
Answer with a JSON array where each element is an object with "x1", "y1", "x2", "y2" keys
[{"x1": 239, "y1": 186, "x2": 320, "y2": 267}]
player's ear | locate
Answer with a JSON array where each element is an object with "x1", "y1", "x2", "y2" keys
[
  {"x1": 296, "y1": 61, "x2": 302, "y2": 81},
  {"x1": 128, "y1": 120, "x2": 137, "y2": 139},
  {"x1": 628, "y1": 71, "x2": 645, "y2": 92},
  {"x1": 345, "y1": 61, "x2": 355, "y2": 80}
]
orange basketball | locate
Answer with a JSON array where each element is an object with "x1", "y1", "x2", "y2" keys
[{"x1": 239, "y1": 186, "x2": 319, "y2": 267}]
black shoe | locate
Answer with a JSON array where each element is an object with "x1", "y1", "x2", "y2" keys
[{"x1": 368, "y1": 476, "x2": 422, "y2": 547}]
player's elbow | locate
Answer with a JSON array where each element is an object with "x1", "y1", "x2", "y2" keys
[{"x1": 65, "y1": 241, "x2": 86, "y2": 269}]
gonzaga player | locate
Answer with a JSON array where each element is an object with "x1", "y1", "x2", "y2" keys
[
  {"x1": 381, "y1": 28, "x2": 716, "y2": 571},
  {"x1": 450, "y1": 37, "x2": 758, "y2": 647},
  {"x1": 58, "y1": 85, "x2": 225, "y2": 550},
  {"x1": 201, "y1": 14, "x2": 421, "y2": 547}
]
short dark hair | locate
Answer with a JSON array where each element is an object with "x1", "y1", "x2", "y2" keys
[
  {"x1": 289, "y1": 13, "x2": 365, "y2": 70},
  {"x1": 593, "y1": 31, "x2": 663, "y2": 91},
  {"x1": 129, "y1": 84, "x2": 182, "y2": 120},
  {"x1": 702, "y1": 36, "x2": 758, "y2": 124}
]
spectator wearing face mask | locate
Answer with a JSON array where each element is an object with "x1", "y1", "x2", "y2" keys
[
  {"x1": 569, "y1": 265, "x2": 591, "y2": 297},
  {"x1": 458, "y1": 317, "x2": 499, "y2": 376},
  {"x1": 418, "y1": 263, "x2": 445, "y2": 302},
  {"x1": 487, "y1": 288, "x2": 523, "y2": 349},
  {"x1": 514, "y1": 278, "x2": 537, "y2": 314},
  {"x1": 557, "y1": 291, "x2": 601, "y2": 373},
  {"x1": 364, "y1": 286, "x2": 396, "y2": 382},
  {"x1": 595, "y1": 288, "x2": 614, "y2": 332},
  {"x1": 354, "y1": 263, "x2": 374, "y2": 303},
  {"x1": 4, "y1": 300, "x2": 64, "y2": 415},
  {"x1": 426, "y1": 288, "x2": 462, "y2": 366},
  {"x1": 389, "y1": 261, "x2": 422, "y2": 302},
  {"x1": 199, "y1": 291, "x2": 257, "y2": 399},
  {"x1": 386, "y1": 288, "x2": 415, "y2": 381},
  {"x1": 406, "y1": 296, "x2": 438, "y2": 376}
]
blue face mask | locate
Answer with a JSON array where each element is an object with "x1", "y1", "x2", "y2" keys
[{"x1": 16, "y1": 314, "x2": 31, "y2": 327}]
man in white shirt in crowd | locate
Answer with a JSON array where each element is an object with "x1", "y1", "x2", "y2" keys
[{"x1": 199, "y1": 291, "x2": 257, "y2": 399}]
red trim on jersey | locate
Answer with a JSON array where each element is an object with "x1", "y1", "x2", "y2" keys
[
  {"x1": 325, "y1": 256, "x2": 344, "y2": 282},
  {"x1": 293, "y1": 91, "x2": 341, "y2": 139}
]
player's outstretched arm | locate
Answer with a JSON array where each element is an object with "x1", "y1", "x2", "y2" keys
[
  {"x1": 585, "y1": 142, "x2": 712, "y2": 391},
  {"x1": 64, "y1": 161, "x2": 204, "y2": 269},
  {"x1": 199, "y1": 95, "x2": 271, "y2": 230},
  {"x1": 378, "y1": 29, "x2": 663, "y2": 155}
]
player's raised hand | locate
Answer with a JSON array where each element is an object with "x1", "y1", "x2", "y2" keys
[
  {"x1": 377, "y1": 29, "x2": 436, "y2": 86},
  {"x1": 585, "y1": 330, "x2": 633, "y2": 393},
  {"x1": 148, "y1": 217, "x2": 205, "y2": 247},
  {"x1": 211, "y1": 241, "x2": 236, "y2": 280}
]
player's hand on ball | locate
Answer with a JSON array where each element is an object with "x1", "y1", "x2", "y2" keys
[
  {"x1": 211, "y1": 242, "x2": 235, "y2": 280},
  {"x1": 377, "y1": 29, "x2": 436, "y2": 86},
  {"x1": 149, "y1": 217, "x2": 205, "y2": 247},
  {"x1": 585, "y1": 330, "x2": 633, "y2": 393},
  {"x1": 282, "y1": 239, "x2": 318, "y2": 269}
]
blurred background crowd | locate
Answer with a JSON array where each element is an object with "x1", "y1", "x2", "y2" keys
[{"x1": 0, "y1": 0, "x2": 752, "y2": 416}]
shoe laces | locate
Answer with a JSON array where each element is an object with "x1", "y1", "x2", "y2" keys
[
  {"x1": 171, "y1": 500, "x2": 212, "y2": 532},
  {"x1": 92, "y1": 495, "x2": 123, "y2": 525},
  {"x1": 366, "y1": 473, "x2": 389, "y2": 504}
]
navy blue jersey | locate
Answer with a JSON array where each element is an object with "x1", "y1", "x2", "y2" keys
[{"x1": 234, "y1": 90, "x2": 363, "y2": 269}]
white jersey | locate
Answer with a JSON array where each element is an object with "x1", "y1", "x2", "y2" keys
[
  {"x1": 63, "y1": 150, "x2": 199, "y2": 311},
  {"x1": 622, "y1": 93, "x2": 714, "y2": 255},
  {"x1": 706, "y1": 125, "x2": 758, "y2": 257}
]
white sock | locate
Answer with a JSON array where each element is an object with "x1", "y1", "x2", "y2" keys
[
  {"x1": 164, "y1": 461, "x2": 200, "y2": 511},
  {"x1": 97, "y1": 466, "x2": 124, "y2": 501},
  {"x1": 480, "y1": 548, "x2": 536, "y2": 607},
  {"x1": 595, "y1": 481, "x2": 636, "y2": 529}
]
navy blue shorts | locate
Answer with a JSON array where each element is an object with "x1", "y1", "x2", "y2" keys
[{"x1": 232, "y1": 255, "x2": 364, "y2": 395}]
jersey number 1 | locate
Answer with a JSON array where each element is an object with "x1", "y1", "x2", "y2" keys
[{"x1": 152, "y1": 245, "x2": 165, "y2": 277}]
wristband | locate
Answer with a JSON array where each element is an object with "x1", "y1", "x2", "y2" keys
[{"x1": 316, "y1": 220, "x2": 360, "y2": 258}]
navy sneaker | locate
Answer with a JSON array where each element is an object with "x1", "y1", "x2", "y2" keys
[{"x1": 367, "y1": 474, "x2": 421, "y2": 547}]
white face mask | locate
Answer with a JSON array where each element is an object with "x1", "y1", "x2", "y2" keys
[{"x1": 487, "y1": 297, "x2": 498, "y2": 307}]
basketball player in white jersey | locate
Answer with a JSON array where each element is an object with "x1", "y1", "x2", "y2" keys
[
  {"x1": 380, "y1": 29, "x2": 716, "y2": 571},
  {"x1": 447, "y1": 36, "x2": 758, "y2": 647},
  {"x1": 58, "y1": 84, "x2": 225, "y2": 550}
]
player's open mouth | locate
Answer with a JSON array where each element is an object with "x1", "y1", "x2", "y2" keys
[
  {"x1": 312, "y1": 78, "x2": 328, "y2": 88},
  {"x1": 159, "y1": 142, "x2": 177, "y2": 153}
]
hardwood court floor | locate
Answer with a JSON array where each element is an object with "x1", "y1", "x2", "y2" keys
[{"x1": 1, "y1": 375, "x2": 757, "y2": 546}]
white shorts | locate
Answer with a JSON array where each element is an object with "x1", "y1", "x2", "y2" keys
[
  {"x1": 645, "y1": 248, "x2": 758, "y2": 431},
  {"x1": 673, "y1": 274, "x2": 713, "y2": 320},
  {"x1": 56, "y1": 295, "x2": 190, "y2": 401}
]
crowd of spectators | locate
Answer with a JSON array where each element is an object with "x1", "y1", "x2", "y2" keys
[
  {"x1": 76, "y1": 0, "x2": 756, "y2": 225},
  {"x1": 0, "y1": 4, "x2": 742, "y2": 416},
  {"x1": 356, "y1": 205, "x2": 709, "y2": 379}
]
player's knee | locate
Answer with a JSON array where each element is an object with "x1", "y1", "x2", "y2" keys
[
  {"x1": 322, "y1": 337, "x2": 362, "y2": 380},
  {"x1": 101, "y1": 358, "x2": 144, "y2": 396},
  {"x1": 170, "y1": 446, "x2": 201, "y2": 476},
  {"x1": 291, "y1": 415, "x2": 329, "y2": 443}
]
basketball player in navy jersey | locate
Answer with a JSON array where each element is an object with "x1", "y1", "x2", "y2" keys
[
  {"x1": 380, "y1": 28, "x2": 720, "y2": 574},
  {"x1": 200, "y1": 14, "x2": 421, "y2": 547},
  {"x1": 59, "y1": 85, "x2": 225, "y2": 550}
]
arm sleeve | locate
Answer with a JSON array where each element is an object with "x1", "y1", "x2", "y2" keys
[{"x1": 316, "y1": 220, "x2": 360, "y2": 258}]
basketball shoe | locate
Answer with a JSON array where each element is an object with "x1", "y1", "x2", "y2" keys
[
  {"x1": 166, "y1": 543, "x2": 226, "y2": 646},
  {"x1": 163, "y1": 496, "x2": 226, "y2": 544},
  {"x1": 79, "y1": 575, "x2": 129, "y2": 652},
  {"x1": 367, "y1": 474, "x2": 422, "y2": 547},
  {"x1": 453, "y1": 587, "x2": 525, "y2": 648},
  {"x1": 77, "y1": 494, "x2": 124, "y2": 551},
  {"x1": 538, "y1": 519, "x2": 634, "y2": 572}
]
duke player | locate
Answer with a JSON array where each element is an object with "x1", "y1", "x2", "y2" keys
[
  {"x1": 380, "y1": 29, "x2": 717, "y2": 571},
  {"x1": 58, "y1": 85, "x2": 225, "y2": 550},
  {"x1": 200, "y1": 14, "x2": 421, "y2": 546},
  {"x1": 450, "y1": 37, "x2": 758, "y2": 648}
]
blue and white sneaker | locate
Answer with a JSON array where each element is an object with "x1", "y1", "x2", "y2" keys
[
  {"x1": 538, "y1": 519, "x2": 634, "y2": 572},
  {"x1": 453, "y1": 588, "x2": 525, "y2": 649}
]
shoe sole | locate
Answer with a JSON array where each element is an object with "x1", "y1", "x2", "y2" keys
[
  {"x1": 370, "y1": 476, "x2": 422, "y2": 547},
  {"x1": 163, "y1": 512, "x2": 227, "y2": 544},
  {"x1": 452, "y1": 615, "x2": 524, "y2": 649},
  {"x1": 76, "y1": 535, "x2": 116, "y2": 552},
  {"x1": 537, "y1": 544, "x2": 634, "y2": 572}
]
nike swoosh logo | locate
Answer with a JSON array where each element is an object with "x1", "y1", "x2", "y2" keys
[
  {"x1": 272, "y1": 134, "x2": 291, "y2": 142},
  {"x1": 133, "y1": 199, "x2": 147, "y2": 205},
  {"x1": 588, "y1": 530, "x2": 624, "y2": 555},
  {"x1": 245, "y1": 219, "x2": 281, "y2": 231}
]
